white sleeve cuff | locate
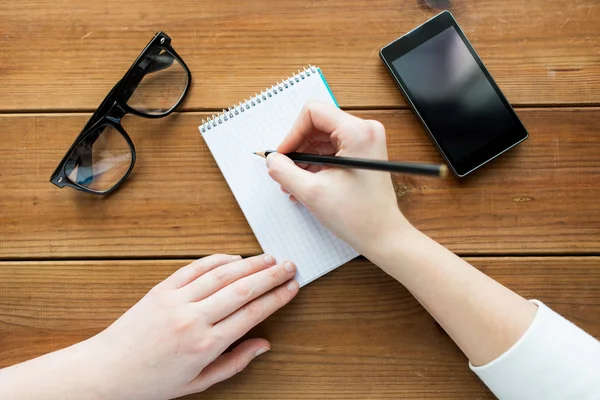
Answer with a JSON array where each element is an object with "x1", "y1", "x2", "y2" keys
[{"x1": 470, "y1": 300, "x2": 600, "y2": 400}]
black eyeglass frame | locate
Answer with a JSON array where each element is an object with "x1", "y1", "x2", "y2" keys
[{"x1": 49, "y1": 31, "x2": 191, "y2": 195}]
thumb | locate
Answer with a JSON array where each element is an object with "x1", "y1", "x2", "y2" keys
[
  {"x1": 187, "y1": 338, "x2": 270, "y2": 393},
  {"x1": 267, "y1": 153, "x2": 316, "y2": 200}
]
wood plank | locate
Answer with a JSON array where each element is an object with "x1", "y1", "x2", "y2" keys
[
  {"x1": 0, "y1": 257, "x2": 598, "y2": 399},
  {"x1": 0, "y1": 0, "x2": 599, "y2": 111},
  {"x1": 1, "y1": 108, "x2": 599, "y2": 258}
]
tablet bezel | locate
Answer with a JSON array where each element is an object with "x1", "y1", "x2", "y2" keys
[{"x1": 380, "y1": 11, "x2": 528, "y2": 177}]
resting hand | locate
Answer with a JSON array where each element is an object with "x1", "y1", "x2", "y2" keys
[{"x1": 90, "y1": 254, "x2": 298, "y2": 399}]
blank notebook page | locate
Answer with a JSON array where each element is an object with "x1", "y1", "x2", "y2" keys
[{"x1": 200, "y1": 67, "x2": 357, "y2": 286}]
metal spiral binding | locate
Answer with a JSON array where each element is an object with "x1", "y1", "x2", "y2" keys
[{"x1": 200, "y1": 65, "x2": 318, "y2": 133}]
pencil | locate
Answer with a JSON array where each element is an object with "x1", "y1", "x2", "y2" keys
[{"x1": 254, "y1": 150, "x2": 448, "y2": 178}]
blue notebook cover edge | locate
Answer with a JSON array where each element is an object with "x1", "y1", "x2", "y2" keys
[{"x1": 317, "y1": 68, "x2": 339, "y2": 108}]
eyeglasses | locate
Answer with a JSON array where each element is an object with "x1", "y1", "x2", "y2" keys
[{"x1": 50, "y1": 31, "x2": 191, "y2": 195}]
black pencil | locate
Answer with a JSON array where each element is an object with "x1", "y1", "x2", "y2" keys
[{"x1": 253, "y1": 150, "x2": 448, "y2": 178}]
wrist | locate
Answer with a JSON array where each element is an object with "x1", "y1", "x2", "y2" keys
[
  {"x1": 360, "y1": 210, "x2": 420, "y2": 262},
  {"x1": 82, "y1": 332, "x2": 131, "y2": 399},
  {"x1": 66, "y1": 336, "x2": 116, "y2": 399},
  {"x1": 0, "y1": 335, "x2": 114, "y2": 400},
  {"x1": 52, "y1": 334, "x2": 126, "y2": 400}
]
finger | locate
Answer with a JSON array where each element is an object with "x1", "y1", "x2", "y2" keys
[
  {"x1": 182, "y1": 254, "x2": 276, "y2": 302},
  {"x1": 201, "y1": 261, "x2": 297, "y2": 323},
  {"x1": 301, "y1": 140, "x2": 337, "y2": 156},
  {"x1": 295, "y1": 131, "x2": 331, "y2": 154},
  {"x1": 186, "y1": 338, "x2": 270, "y2": 393},
  {"x1": 280, "y1": 185, "x2": 290, "y2": 195},
  {"x1": 313, "y1": 142, "x2": 337, "y2": 155},
  {"x1": 332, "y1": 119, "x2": 388, "y2": 157},
  {"x1": 296, "y1": 140, "x2": 312, "y2": 154},
  {"x1": 289, "y1": 195, "x2": 299, "y2": 204},
  {"x1": 267, "y1": 153, "x2": 317, "y2": 200},
  {"x1": 160, "y1": 254, "x2": 241, "y2": 290},
  {"x1": 306, "y1": 164, "x2": 323, "y2": 173},
  {"x1": 278, "y1": 100, "x2": 348, "y2": 153},
  {"x1": 214, "y1": 279, "x2": 299, "y2": 342}
]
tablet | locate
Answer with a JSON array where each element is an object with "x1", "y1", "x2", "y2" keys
[{"x1": 380, "y1": 11, "x2": 528, "y2": 177}]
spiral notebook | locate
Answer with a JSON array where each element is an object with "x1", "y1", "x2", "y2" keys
[{"x1": 199, "y1": 66, "x2": 358, "y2": 286}]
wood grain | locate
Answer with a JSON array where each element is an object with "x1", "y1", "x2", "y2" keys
[
  {"x1": 0, "y1": 0, "x2": 598, "y2": 111},
  {"x1": 1, "y1": 108, "x2": 599, "y2": 259},
  {"x1": 1, "y1": 1, "x2": 598, "y2": 398},
  {"x1": 0, "y1": 257, "x2": 598, "y2": 399}
]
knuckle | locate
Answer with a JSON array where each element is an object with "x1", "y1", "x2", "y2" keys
[
  {"x1": 248, "y1": 254, "x2": 267, "y2": 269},
  {"x1": 192, "y1": 337, "x2": 213, "y2": 355},
  {"x1": 233, "y1": 356, "x2": 247, "y2": 374},
  {"x1": 171, "y1": 312, "x2": 195, "y2": 334},
  {"x1": 188, "y1": 256, "x2": 213, "y2": 274},
  {"x1": 188, "y1": 260, "x2": 204, "y2": 275},
  {"x1": 199, "y1": 296, "x2": 216, "y2": 318},
  {"x1": 210, "y1": 327, "x2": 227, "y2": 343},
  {"x1": 337, "y1": 119, "x2": 355, "y2": 135},
  {"x1": 330, "y1": 129, "x2": 344, "y2": 149},
  {"x1": 267, "y1": 267, "x2": 281, "y2": 284},
  {"x1": 206, "y1": 253, "x2": 225, "y2": 262},
  {"x1": 147, "y1": 285, "x2": 171, "y2": 306},
  {"x1": 210, "y1": 268, "x2": 231, "y2": 286},
  {"x1": 273, "y1": 287, "x2": 289, "y2": 305},
  {"x1": 369, "y1": 119, "x2": 386, "y2": 135},
  {"x1": 203, "y1": 253, "x2": 228, "y2": 266},
  {"x1": 364, "y1": 120, "x2": 386, "y2": 142},
  {"x1": 233, "y1": 281, "x2": 252, "y2": 299},
  {"x1": 243, "y1": 301, "x2": 263, "y2": 324},
  {"x1": 195, "y1": 254, "x2": 224, "y2": 267},
  {"x1": 334, "y1": 117, "x2": 364, "y2": 147}
]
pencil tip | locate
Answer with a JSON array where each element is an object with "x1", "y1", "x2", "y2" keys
[
  {"x1": 439, "y1": 165, "x2": 449, "y2": 178},
  {"x1": 254, "y1": 151, "x2": 266, "y2": 158}
]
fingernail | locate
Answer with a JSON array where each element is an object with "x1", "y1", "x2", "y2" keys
[
  {"x1": 286, "y1": 280, "x2": 299, "y2": 291},
  {"x1": 264, "y1": 254, "x2": 275, "y2": 264},
  {"x1": 231, "y1": 255, "x2": 242, "y2": 261},
  {"x1": 284, "y1": 261, "x2": 295, "y2": 273},
  {"x1": 266, "y1": 153, "x2": 276, "y2": 167},
  {"x1": 255, "y1": 347, "x2": 270, "y2": 357}
]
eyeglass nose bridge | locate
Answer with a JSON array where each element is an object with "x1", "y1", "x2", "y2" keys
[{"x1": 106, "y1": 102, "x2": 128, "y2": 122}]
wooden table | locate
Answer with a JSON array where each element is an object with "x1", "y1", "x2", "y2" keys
[{"x1": 1, "y1": 0, "x2": 599, "y2": 398}]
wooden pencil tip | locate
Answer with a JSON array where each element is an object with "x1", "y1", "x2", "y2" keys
[
  {"x1": 439, "y1": 164, "x2": 449, "y2": 178},
  {"x1": 254, "y1": 151, "x2": 266, "y2": 158}
]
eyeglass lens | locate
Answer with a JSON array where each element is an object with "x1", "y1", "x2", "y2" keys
[
  {"x1": 65, "y1": 125, "x2": 133, "y2": 192},
  {"x1": 127, "y1": 50, "x2": 189, "y2": 115}
]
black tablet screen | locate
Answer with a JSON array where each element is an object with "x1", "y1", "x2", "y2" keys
[{"x1": 391, "y1": 26, "x2": 523, "y2": 171}]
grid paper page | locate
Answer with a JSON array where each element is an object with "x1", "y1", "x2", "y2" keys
[{"x1": 200, "y1": 69, "x2": 358, "y2": 286}]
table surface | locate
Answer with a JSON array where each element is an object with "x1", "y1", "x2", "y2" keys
[{"x1": 1, "y1": 0, "x2": 599, "y2": 398}]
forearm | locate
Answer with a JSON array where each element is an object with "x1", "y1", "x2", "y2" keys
[
  {"x1": 365, "y1": 225, "x2": 537, "y2": 366},
  {"x1": 0, "y1": 336, "x2": 113, "y2": 400}
]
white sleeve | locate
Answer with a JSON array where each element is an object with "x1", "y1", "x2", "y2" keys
[{"x1": 470, "y1": 300, "x2": 600, "y2": 400}]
